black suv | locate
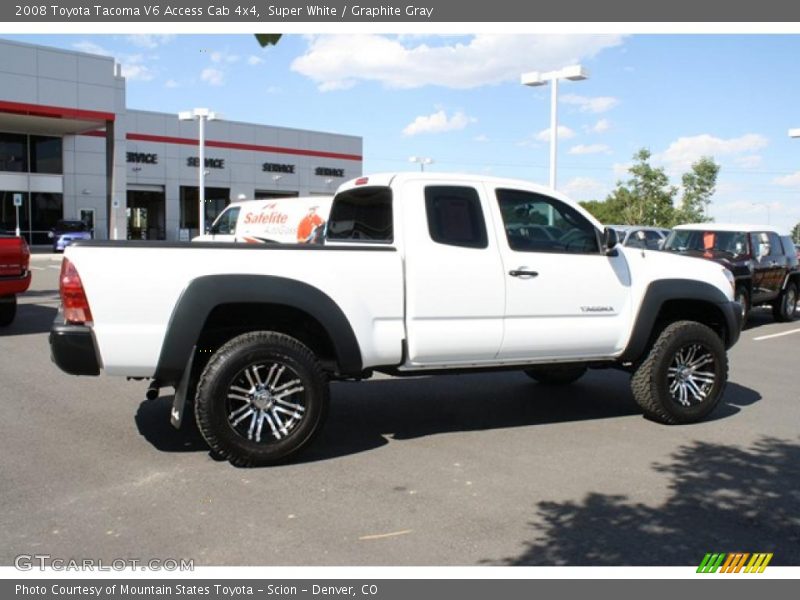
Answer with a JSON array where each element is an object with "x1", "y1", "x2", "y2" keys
[{"x1": 664, "y1": 224, "x2": 799, "y2": 324}]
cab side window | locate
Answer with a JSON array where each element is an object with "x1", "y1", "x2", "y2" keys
[
  {"x1": 767, "y1": 232, "x2": 784, "y2": 257},
  {"x1": 425, "y1": 186, "x2": 487, "y2": 249},
  {"x1": 751, "y1": 232, "x2": 770, "y2": 259},
  {"x1": 495, "y1": 188, "x2": 599, "y2": 254}
]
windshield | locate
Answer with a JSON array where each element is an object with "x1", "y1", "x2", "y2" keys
[{"x1": 664, "y1": 230, "x2": 748, "y2": 257}]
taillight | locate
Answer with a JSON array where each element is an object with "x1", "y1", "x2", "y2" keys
[
  {"x1": 19, "y1": 238, "x2": 30, "y2": 272},
  {"x1": 60, "y1": 258, "x2": 93, "y2": 324}
]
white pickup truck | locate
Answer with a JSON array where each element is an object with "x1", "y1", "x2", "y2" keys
[{"x1": 50, "y1": 173, "x2": 742, "y2": 466}]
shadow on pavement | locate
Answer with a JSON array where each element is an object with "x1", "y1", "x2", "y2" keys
[
  {"x1": 134, "y1": 370, "x2": 761, "y2": 466},
  {"x1": 484, "y1": 436, "x2": 800, "y2": 566},
  {"x1": 0, "y1": 303, "x2": 57, "y2": 336}
]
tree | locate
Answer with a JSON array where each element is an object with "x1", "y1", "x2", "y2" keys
[
  {"x1": 579, "y1": 149, "x2": 720, "y2": 228},
  {"x1": 793, "y1": 222, "x2": 800, "y2": 244},
  {"x1": 676, "y1": 157, "x2": 719, "y2": 224},
  {"x1": 605, "y1": 149, "x2": 676, "y2": 227},
  {"x1": 255, "y1": 34, "x2": 282, "y2": 47},
  {"x1": 578, "y1": 199, "x2": 625, "y2": 225}
]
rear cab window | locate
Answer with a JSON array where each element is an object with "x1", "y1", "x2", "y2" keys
[{"x1": 327, "y1": 186, "x2": 393, "y2": 243}]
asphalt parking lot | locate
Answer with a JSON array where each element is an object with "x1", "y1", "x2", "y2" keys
[{"x1": 1, "y1": 253, "x2": 799, "y2": 567}]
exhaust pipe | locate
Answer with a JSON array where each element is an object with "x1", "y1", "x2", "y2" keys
[{"x1": 145, "y1": 380, "x2": 161, "y2": 401}]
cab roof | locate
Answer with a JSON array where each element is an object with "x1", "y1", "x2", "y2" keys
[{"x1": 673, "y1": 223, "x2": 790, "y2": 236}]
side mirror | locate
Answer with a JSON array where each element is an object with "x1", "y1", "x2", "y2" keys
[
  {"x1": 206, "y1": 224, "x2": 217, "y2": 235},
  {"x1": 602, "y1": 227, "x2": 618, "y2": 253}
]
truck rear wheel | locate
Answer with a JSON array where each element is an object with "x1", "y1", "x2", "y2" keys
[
  {"x1": 524, "y1": 364, "x2": 587, "y2": 385},
  {"x1": 772, "y1": 282, "x2": 798, "y2": 322},
  {"x1": 0, "y1": 295, "x2": 17, "y2": 327},
  {"x1": 194, "y1": 331, "x2": 329, "y2": 467},
  {"x1": 630, "y1": 321, "x2": 727, "y2": 424}
]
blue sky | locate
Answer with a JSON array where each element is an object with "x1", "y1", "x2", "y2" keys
[{"x1": 5, "y1": 33, "x2": 800, "y2": 231}]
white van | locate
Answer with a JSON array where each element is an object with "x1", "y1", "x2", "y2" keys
[{"x1": 193, "y1": 196, "x2": 333, "y2": 244}]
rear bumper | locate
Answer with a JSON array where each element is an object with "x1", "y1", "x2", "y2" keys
[
  {"x1": 49, "y1": 321, "x2": 100, "y2": 376},
  {"x1": 0, "y1": 270, "x2": 31, "y2": 296}
]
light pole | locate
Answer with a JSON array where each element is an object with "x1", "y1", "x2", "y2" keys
[
  {"x1": 521, "y1": 65, "x2": 589, "y2": 190},
  {"x1": 179, "y1": 108, "x2": 218, "y2": 234},
  {"x1": 409, "y1": 156, "x2": 433, "y2": 172}
]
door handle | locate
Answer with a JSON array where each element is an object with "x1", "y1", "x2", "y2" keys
[{"x1": 509, "y1": 268, "x2": 538, "y2": 278}]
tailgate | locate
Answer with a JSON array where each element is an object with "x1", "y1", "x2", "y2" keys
[{"x1": 0, "y1": 238, "x2": 25, "y2": 277}]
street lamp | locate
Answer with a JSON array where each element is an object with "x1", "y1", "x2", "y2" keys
[
  {"x1": 409, "y1": 156, "x2": 433, "y2": 172},
  {"x1": 521, "y1": 64, "x2": 589, "y2": 190},
  {"x1": 179, "y1": 108, "x2": 218, "y2": 234}
]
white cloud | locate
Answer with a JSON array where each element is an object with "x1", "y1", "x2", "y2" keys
[
  {"x1": 734, "y1": 155, "x2": 763, "y2": 169},
  {"x1": 73, "y1": 41, "x2": 111, "y2": 56},
  {"x1": 612, "y1": 162, "x2": 631, "y2": 178},
  {"x1": 72, "y1": 41, "x2": 154, "y2": 82},
  {"x1": 200, "y1": 67, "x2": 224, "y2": 86},
  {"x1": 658, "y1": 133, "x2": 769, "y2": 171},
  {"x1": 164, "y1": 79, "x2": 179, "y2": 89},
  {"x1": 569, "y1": 143, "x2": 611, "y2": 155},
  {"x1": 211, "y1": 51, "x2": 240, "y2": 64},
  {"x1": 124, "y1": 35, "x2": 174, "y2": 49},
  {"x1": 774, "y1": 171, "x2": 800, "y2": 187},
  {"x1": 247, "y1": 55, "x2": 264, "y2": 66},
  {"x1": 561, "y1": 94, "x2": 619, "y2": 113},
  {"x1": 292, "y1": 34, "x2": 624, "y2": 91},
  {"x1": 562, "y1": 177, "x2": 608, "y2": 201},
  {"x1": 588, "y1": 118, "x2": 611, "y2": 133},
  {"x1": 473, "y1": 134, "x2": 490, "y2": 143},
  {"x1": 535, "y1": 125, "x2": 576, "y2": 142},
  {"x1": 402, "y1": 110, "x2": 476, "y2": 136},
  {"x1": 121, "y1": 58, "x2": 155, "y2": 82}
]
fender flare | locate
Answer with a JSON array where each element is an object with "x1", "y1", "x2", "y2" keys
[
  {"x1": 153, "y1": 274, "x2": 363, "y2": 385},
  {"x1": 619, "y1": 279, "x2": 739, "y2": 363}
]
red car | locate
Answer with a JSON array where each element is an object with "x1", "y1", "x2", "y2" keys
[{"x1": 0, "y1": 235, "x2": 32, "y2": 326}]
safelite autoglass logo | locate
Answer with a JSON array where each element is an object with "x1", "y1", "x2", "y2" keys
[{"x1": 697, "y1": 552, "x2": 773, "y2": 573}]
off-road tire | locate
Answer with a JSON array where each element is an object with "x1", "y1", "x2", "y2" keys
[
  {"x1": 735, "y1": 285, "x2": 749, "y2": 328},
  {"x1": 0, "y1": 295, "x2": 17, "y2": 327},
  {"x1": 524, "y1": 364, "x2": 587, "y2": 385},
  {"x1": 631, "y1": 320, "x2": 727, "y2": 424},
  {"x1": 194, "y1": 331, "x2": 329, "y2": 467},
  {"x1": 772, "y1": 282, "x2": 798, "y2": 322}
]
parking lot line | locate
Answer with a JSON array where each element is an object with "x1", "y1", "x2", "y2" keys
[{"x1": 753, "y1": 328, "x2": 800, "y2": 341}]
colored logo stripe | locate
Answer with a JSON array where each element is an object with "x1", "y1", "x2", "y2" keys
[{"x1": 697, "y1": 552, "x2": 773, "y2": 573}]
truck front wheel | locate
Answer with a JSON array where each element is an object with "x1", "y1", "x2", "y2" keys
[
  {"x1": 194, "y1": 331, "x2": 329, "y2": 467},
  {"x1": 0, "y1": 295, "x2": 17, "y2": 327},
  {"x1": 630, "y1": 321, "x2": 727, "y2": 424}
]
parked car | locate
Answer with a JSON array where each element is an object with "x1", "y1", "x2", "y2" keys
[
  {"x1": 0, "y1": 235, "x2": 31, "y2": 326},
  {"x1": 50, "y1": 173, "x2": 741, "y2": 466},
  {"x1": 194, "y1": 196, "x2": 334, "y2": 244},
  {"x1": 608, "y1": 225, "x2": 671, "y2": 250},
  {"x1": 50, "y1": 220, "x2": 92, "y2": 253},
  {"x1": 663, "y1": 223, "x2": 799, "y2": 324}
]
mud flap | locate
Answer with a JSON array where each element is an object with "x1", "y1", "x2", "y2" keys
[{"x1": 170, "y1": 347, "x2": 196, "y2": 429}]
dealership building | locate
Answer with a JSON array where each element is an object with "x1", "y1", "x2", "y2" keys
[{"x1": 0, "y1": 38, "x2": 363, "y2": 244}]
